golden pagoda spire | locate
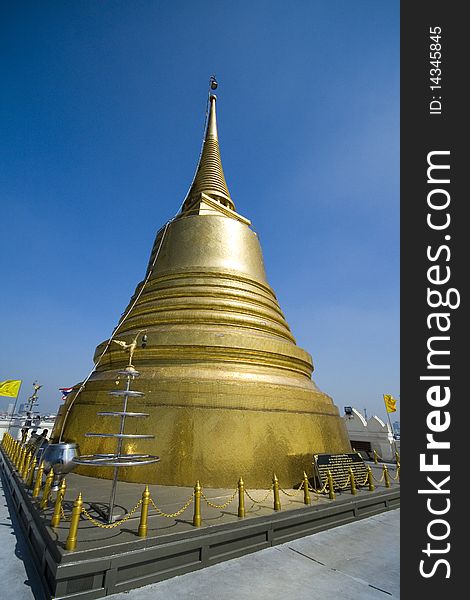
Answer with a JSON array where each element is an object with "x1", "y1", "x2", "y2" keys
[
  {"x1": 54, "y1": 83, "x2": 351, "y2": 490},
  {"x1": 182, "y1": 94, "x2": 235, "y2": 213}
]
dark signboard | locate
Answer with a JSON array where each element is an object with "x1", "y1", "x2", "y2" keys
[{"x1": 313, "y1": 452, "x2": 368, "y2": 490}]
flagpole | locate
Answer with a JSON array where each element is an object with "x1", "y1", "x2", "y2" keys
[
  {"x1": 7, "y1": 381, "x2": 23, "y2": 435},
  {"x1": 383, "y1": 395, "x2": 398, "y2": 457}
]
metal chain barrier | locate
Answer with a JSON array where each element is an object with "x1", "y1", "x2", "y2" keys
[
  {"x1": 356, "y1": 472, "x2": 370, "y2": 486},
  {"x1": 373, "y1": 450, "x2": 385, "y2": 462},
  {"x1": 81, "y1": 498, "x2": 143, "y2": 529},
  {"x1": 372, "y1": 471, "x2": 386, "y2": 483},
  {"x1": 373, "y1": 450, "x2": 400, "y2": 464},
  {"x1": 3, "y1": 441, "x2": 401, "y2": 545},
  {"x1": 279, "y1": 485, "x2": 304, "y2": 498},
  {"x1": 60, "y1": 504, "x2": 72, "y2": 522},
  {"x1": 149, "y1": 493, "x2": 194, "y2": 518},
  {"x1": 309, "y1": 480, "x2": 329, "y2": 494},
  {"x1": 331, "y1": 473, "x2": 352, "y2": 490},
  {"x1": 244, "y1": 486, "x2": 273, "y2": 504},
  {"x1": 201, "y1": 488, "x2": 238, "y2": 509},
  {"x1": 305, "y1": 477, "x2": 327, "y2": 500}
]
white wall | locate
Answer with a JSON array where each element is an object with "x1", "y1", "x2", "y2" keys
[
  {"x1": 0, "y1": 417, "x2": 56, "y2": 442},
  {"x1": 343, "y1": 408, "x2": 399, "y2": 462}
]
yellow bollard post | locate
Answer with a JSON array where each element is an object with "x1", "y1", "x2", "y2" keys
[
  {"x1": 303, "y1": 472, "x2": 311, "y2": 505},
  {"x1": 383, "y1": 465, "x2": 391, "y2": 488},
  {"x1": 327, "y1": 470, "x2": 336, "y2": 500},
  {"x1": 17, "y1": 441, "x2": 23, "y2": 461},
  {"x1": 32, "y1": 460, "x2": 45, "y2": 498},
  {"x1": 373, "y1": 450, "x2": 378, "y2": 465},
  {"x1": 51, "y1": 478, "x2": 67, "y2": 528},
  {"x1": 12, "y1": 443, "x2": 19, "y2": 466},
  {"x1": 395, "y1": 450, "x2": 400, "y2": 465},
  {"x1": 272, "y1": 474, "x2": 281, "y2": 511},
  {"x1": 21, "y1": 448, "x2": 28, "y2": 475},
  {"x1": 14, "y1": 442, "x2": 21, "y2": 465},
  {"x1": 6, "y1": 437, "x2": 12, "y2": 458},
  {"x1": 25, "y1": 451, "x2": 33, "y2": 480},
  {"x1": 349, "y1": 468, "x2": 357, "y2": 495},
  {"x1": 22, "y1": 451, "x2": 32, "y2": 480},
  {"x1": 14, "y1": 444, "x2": 21, "y2": 469},
  {"x1": 40, "y1": 467, "x2": 55, "y2": 510},
  {"x1": 367, "y1": 466, "x2": 375, "y2": 492},
  {"x1": 27, "y1": 457, "x2": 37, "y2": 488},
  {"x1": 12, "y1": 441, "x2": 20, "y2": 465},
  {"x1": 396, "y1": 464, "x2": 400, "y2": 482},
  {"x1": 19, "y1": 450, "x2": 27, "y2": 479},
  {"x1": 17, "y1": 446, "x2": 26, "y2": 473},
  {"x1": 238, "y1": 477, "x2": 245, "y2": 518},
  {"x1": 138, "y1": 485, "x2": 150, "y2": 537},
  {"x1": 193, "y1": 481, "x2": 202, "y2": 527},
  {"x1": 15, "y1": 442, "x2": 22, "y2": 466},
  {"x1": 65, "y1": 493, "x2": 83, "y2": 551}
]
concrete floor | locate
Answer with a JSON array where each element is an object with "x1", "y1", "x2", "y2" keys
[{"x1": 1, "y1": 474, "x2": 399, "y2": 600}]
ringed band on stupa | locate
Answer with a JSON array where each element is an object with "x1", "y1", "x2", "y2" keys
[{"x1": 52, "y1": 86, "x2": 351, "y2": 488}]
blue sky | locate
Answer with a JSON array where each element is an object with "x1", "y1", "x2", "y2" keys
[{"x1": 0, "y1": 1, "x2": 399, "y2": 422}]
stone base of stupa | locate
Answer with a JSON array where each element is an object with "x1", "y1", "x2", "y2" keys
[{"x1": 55, "y1": 364, "x2": 351, "y2": 488}]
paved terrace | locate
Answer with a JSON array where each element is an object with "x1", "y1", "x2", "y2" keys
[{"x1": 1, "y1": 461, "x2": 399, "y2": 599}]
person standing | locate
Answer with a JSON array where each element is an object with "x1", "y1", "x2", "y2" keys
[
  {"x1": 21, "y1": 412, "x2": 32, "y2": 443},
  {"x1": 31, "y1": 413, "x2": 41, "y2": 434}
]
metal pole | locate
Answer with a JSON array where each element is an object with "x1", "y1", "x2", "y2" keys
[
  {"x1": 272, "y1": 474, "x2": 281, "y2": 511},
  {"x1": 7, "y1": 381, "x2": 23, "y2": 434},
  {"x1": 238, "y1": 477, "x2": 245, "y2": 517},
  {"x1": 65, "y1": 493, "x2": 83, "y2": 551},
  {"x1": 27, "y1": 387, "x2": 39, "y2": 413},
  {"x1": 138, "y1": 485, "x2": 150, "y2": 537},
  {"x1": 193, "y1": 481, "x2": 202, "y2": 527},
  {"x1": 107, "y1": 372, "x2": 131, "y2": 523}
]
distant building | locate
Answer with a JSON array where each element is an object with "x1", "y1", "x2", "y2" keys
[
  {"x1": 343, "y1": 407, "x2": 399, "y2": 461},
  {"x1": 392, "y1": 421, "x2": 400, "y2": 435}
]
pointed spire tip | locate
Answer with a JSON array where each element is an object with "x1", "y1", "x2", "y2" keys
[{"x1": 181, "y1": 86, "x2": 234, "y2": 212}]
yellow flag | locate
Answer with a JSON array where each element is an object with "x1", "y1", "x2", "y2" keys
[
  {"x1": 0, "y1": 380, "x2": 22, "y2": 398},
  {"x1": 383, "y1": 394, "x2": 397, "y2": 413}
]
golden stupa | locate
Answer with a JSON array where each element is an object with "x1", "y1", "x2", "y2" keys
[{"x1": 52, "y1": 91, "x2": 351, "y2": 487}]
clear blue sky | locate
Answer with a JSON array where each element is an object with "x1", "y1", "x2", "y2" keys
[{"x1": 0, "y1": 1, "x2": 399, "y2": 422}]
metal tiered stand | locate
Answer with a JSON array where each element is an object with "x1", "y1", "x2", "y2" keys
[{"x1": 73, "y1": 364, "x2": 159, "y2": 523}]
